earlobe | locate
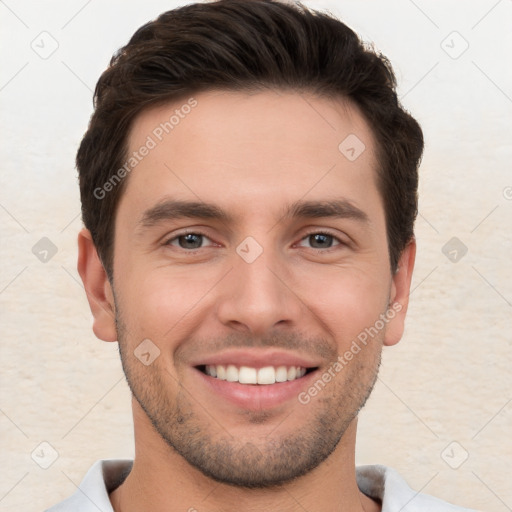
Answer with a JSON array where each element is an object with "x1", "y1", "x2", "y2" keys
[
  {"x1": 383, "y1": 238, "x2": 416, "y2": 347},
  {"x1": 77, "y1": 228, "x2": 118, "y2": 342}
]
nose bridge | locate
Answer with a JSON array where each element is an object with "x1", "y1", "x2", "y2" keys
[{"x1": 216, "y1": 243, "x2": 301, "y2": 334}]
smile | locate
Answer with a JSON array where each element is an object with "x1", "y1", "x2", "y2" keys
[{"x1": 200, "y1": 364, "x2": 312, "y2": 384}]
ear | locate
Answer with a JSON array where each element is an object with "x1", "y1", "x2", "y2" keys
[
  {"x1": 383, "y1": 238, "x2": 416, "y2": 347},
  {"x1": 77, "y1": 228, "x2": 117, "y2": 342}
]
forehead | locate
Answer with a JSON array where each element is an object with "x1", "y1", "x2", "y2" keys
[{"x1": 120, "y1": 90, "x2": 381, "y2": 224}]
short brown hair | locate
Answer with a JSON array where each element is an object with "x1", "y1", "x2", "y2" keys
[{"x1": 77, "y1": 0, "x2": 423, "y2": 279}]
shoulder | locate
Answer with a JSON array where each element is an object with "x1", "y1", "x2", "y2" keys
[{"x1": 356, "y1": 464, "x2": 479, "y2": 512}]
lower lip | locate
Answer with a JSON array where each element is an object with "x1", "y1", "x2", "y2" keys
[{"x1": 193, "y1": 367, "x2": 318, "y2": 411}]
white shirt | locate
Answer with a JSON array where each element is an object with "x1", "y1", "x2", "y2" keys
[{"x1": 46, "y1": 460, "x2": 477, "y2": 511}]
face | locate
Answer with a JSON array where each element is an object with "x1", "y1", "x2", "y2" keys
[{"x1": 83, "y1": 90, "x2": 414, "y2": 488}]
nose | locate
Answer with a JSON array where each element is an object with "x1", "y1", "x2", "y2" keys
[{"x1": 215, "y1": 247, "x2": 304, "y2": 336}]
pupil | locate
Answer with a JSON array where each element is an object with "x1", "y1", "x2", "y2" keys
[
  {"x1": 311, "y1": 234, "x2": 332, "y2": 248},
  {"x1": 180, "y1": 234, "x2": 202, "y2": 249}
]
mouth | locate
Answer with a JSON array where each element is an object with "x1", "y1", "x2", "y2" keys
[
  {"x1": 196, "y1": 364, "x2": 317, "y2": 385},
  {"x1": 190, "y1": 349, "x2": 323, "y2": 411},
  {"x1": 192, "y1": 358, "x2": 321, "y2": 411}
]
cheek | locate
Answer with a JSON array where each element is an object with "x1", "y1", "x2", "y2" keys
[
  {"x1": 116, "y1": 265, "x2": 220, "y2": 341},
  {"x1": 294, "y1": 265, "x2": 390, "y2": 344}
]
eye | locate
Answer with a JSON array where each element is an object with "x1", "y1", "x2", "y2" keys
[
  {"x1": 297, "y1": 232, "x2": 342, "y2": 250},
  {"x1": 165, "y1": 232, "x2": 215, "y2": 250}
]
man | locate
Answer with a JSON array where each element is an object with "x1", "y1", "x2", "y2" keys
[{"x1": 47, "y1": 0, "x2": 476, "y2": 510}]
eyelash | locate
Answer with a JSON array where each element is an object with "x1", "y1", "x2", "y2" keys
[
  {"x1": 163, "y1": 229, "x2": 346, "y2": 251},
  {"x1": 164, "y1": 231, "x2": 218, "y2": 250},
  {"x1": 298, "y1": 229, "x2": 345, "y2": 250}
]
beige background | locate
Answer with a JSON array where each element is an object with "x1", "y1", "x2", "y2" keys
[{"x1": 1, "y1": 1, "x2": 511, "y2": 511}]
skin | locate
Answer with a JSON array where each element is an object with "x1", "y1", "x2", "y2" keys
[{"x1": 78, "y1": 90, "x2": 415, "y2": 512}]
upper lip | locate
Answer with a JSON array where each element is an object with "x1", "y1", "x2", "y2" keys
[{"x1": 191, "y1": 349, "x2": 321, "y2": 370}]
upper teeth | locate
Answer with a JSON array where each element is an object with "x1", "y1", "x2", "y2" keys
[{"x1": 204, "y1": 365, "x2": 307, "y2": 385}]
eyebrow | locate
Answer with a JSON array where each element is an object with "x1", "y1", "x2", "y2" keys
[
  {"x1": 283, "y1": 198, "x2": 369, "y2": 224},
  {"x1": 138, "y1": 200, "x2": 232, "y2": 229},
  {"x1": 137, "y1": 197, "x2": 369, "y2": 231}
]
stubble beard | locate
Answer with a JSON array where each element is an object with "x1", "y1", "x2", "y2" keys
[{"x1": 115, "y1": 313, "x2": 382, "y2": 489}]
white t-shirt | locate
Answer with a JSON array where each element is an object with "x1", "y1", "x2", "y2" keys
[{"x1": 45, "y1": 460, "x2": 477, "y2": 511}]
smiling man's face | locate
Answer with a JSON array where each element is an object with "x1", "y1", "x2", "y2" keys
[{"x1": 92, "y1": 90, "x2": 414, "y2": 487}]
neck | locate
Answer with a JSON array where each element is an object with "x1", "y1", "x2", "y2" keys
[{"x1": 110, "y1": 400, "x2": 380, "y2": 512}]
